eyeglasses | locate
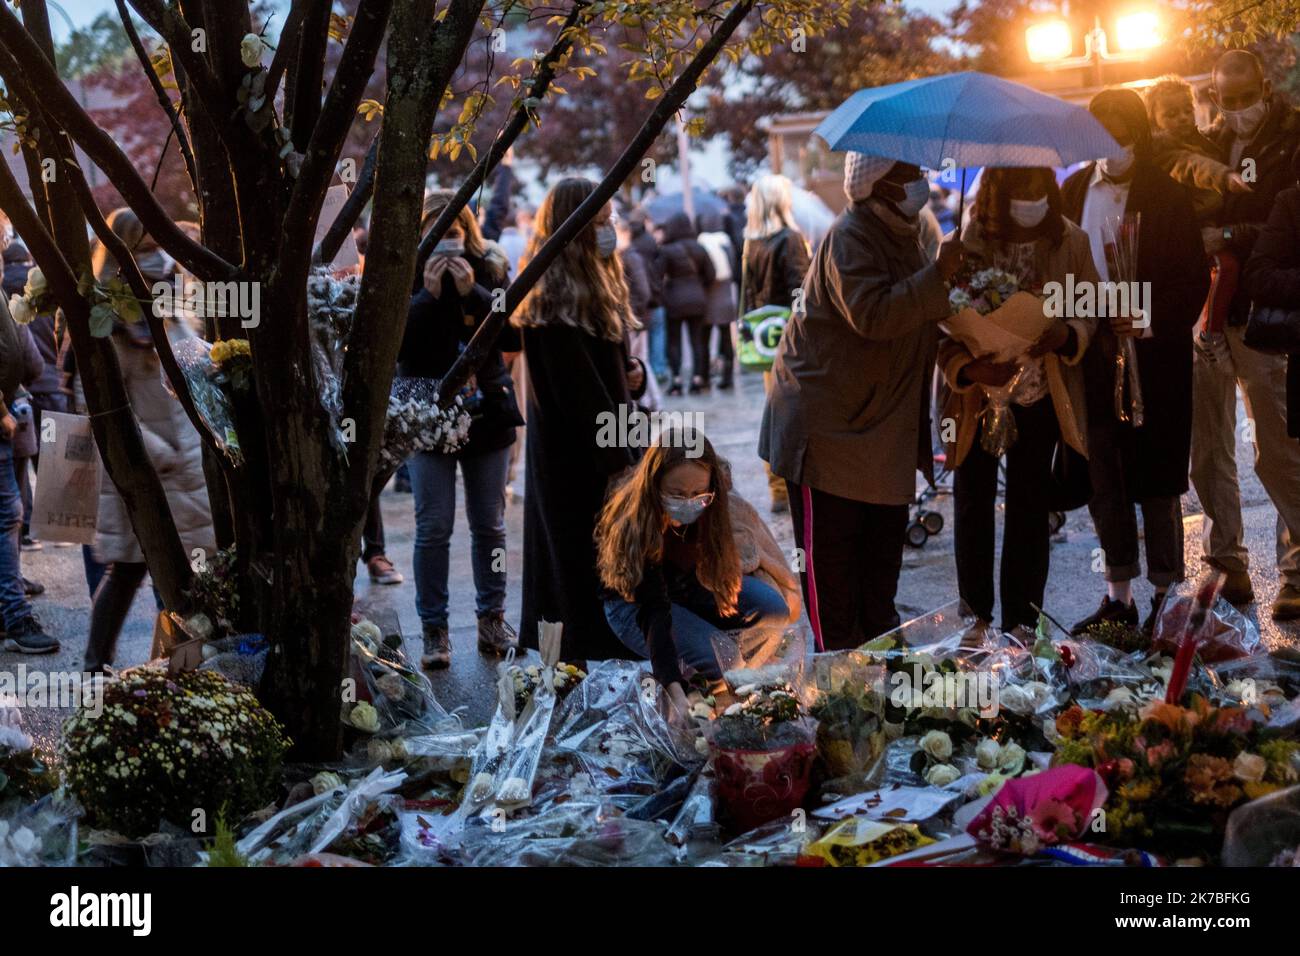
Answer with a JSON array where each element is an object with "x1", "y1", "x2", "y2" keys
[{"x1": 666, "y1": 491, "x2": 715, "y2": 507}]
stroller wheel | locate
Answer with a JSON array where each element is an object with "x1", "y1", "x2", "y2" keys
[
  {"x1": 905, "y1": 520, "x2": 929, "y2": 548},
  {"x1": 1048, "y1": 510, "x2": 1066, "y2": 534},
  {"x1": 920, "y1": 510, "x2": 944, "y2": 535}
]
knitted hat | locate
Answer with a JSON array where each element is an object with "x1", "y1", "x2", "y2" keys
[{"x1": 843, "y1": 152, "x2": 896, "y2": 204}]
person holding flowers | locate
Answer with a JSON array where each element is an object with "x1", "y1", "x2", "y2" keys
[
  {"x1": 596, "y1": 429, "x2": 799, "y2": 717},
  {"x1": 937, "y1": 166, "x2": 1099, "y2": 636},
  {"x1": 760, "y1": 152, "x2": 965, "y2": 650}
]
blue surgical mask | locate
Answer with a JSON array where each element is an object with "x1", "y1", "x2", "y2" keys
[
  {"x1": 896, "y1": 177, "x2": 930, "y2": 218},
  {"x1": 595, "y1": 224, "x2": 618, "y2": 258},
  {"x1": 662, "y1": 492, "x2": 713, "y2": 526}
]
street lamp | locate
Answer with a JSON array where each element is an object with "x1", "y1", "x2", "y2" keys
[{"x1": 1026, "y1": 10, "x2": 1163, "y2": 87}]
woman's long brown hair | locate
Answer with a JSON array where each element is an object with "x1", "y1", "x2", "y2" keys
[
  {"x1": 596, "y1": 429, "x2": 741, "y2": 615},
  {"x1": 420, "y1": 189, "x2": 507, "y2": 282},
  {"x1": 513, "y1": 176, "x2": 635, "y2": 342}
]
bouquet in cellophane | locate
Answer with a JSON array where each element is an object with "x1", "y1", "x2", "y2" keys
[
  {"x1": 1102, "y1": 213, "x2": 1144, "y2": 428},
  {"x1": 942, "y1": 266, "x2": 1053, "y2": 456}
]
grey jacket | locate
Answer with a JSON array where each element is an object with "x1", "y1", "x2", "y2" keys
[{"x1": 759, "y1": 200, "x2": 949, "y2": 506}]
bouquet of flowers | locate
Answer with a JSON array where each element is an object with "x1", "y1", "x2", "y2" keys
[
  {"x1": 1102, "y1": 213, "x2": 1144, "y2": 427},
  {"x1": 62, "y1": 669, "x2": 290, "y2": 837},
  {"x1": 706, "y1": 684, "x2": 818, "y2": 832},
  {"x1": 379, "y1": 379, "x2": 472, "y2": 471},
  {"x1": 966, "y1": 764, "x2": 1108, "y2": 855},
  {"x1": 170, "y1": 337, "x2": 244, "y2": 464},
  {"x1": 1050, "y1": 696, "x2": 1300, "y2": 859},
  {"x1": 508, "y1": 660, "x2": 586, "y2": 714},
  {"x1": 942, "y1": 264, "x2": 1053, "y2": 456},
  {"x1": 0, "y1": 699, "x2": 57, "y2": 806},
  {"x1": 801, "y1": 817, "x2": 935, "y2": 867}
]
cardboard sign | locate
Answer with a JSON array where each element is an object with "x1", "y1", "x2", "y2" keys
[
  {"x1": 30, "y1": 411, "x2": 101, "y2": 545},
  {"x1": 314, "y1": 184, "x2": 362, "y2": 273}
]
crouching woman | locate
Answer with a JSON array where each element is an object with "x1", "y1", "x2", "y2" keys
[{"x1": 596, "y1": 430, "x2": 801, "y2": 715}]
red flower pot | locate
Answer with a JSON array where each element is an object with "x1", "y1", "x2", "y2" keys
[{"x1": 712, "y1": 740, "x2": 817, "y2": 832}]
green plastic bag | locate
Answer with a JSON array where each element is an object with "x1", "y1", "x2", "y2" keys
[{"x1": 737, "y1": 305, "x2": 790, "y2": 372}]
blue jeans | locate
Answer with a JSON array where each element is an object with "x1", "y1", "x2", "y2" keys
[
  {"x1": 408, "y1": 444, "x2": 511, "y2": 628},
  {"x1": 0, "y1": 441, "x2": 32, "y2": 629},
  {"x1": 648, "y1": 306, "x2": 668, "y2": 378},
  {"x1": 604, "y1": 574, "x2": 789, "y2": 681}
]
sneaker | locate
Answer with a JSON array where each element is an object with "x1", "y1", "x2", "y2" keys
[
  {"x1": 1217, "y1": 567, "x2": 1255, "y2": 606},
  {"x1": 20, "y1": 535, "x2": 41, "y2": 551},
  {"x1": 22, "y1": 577, "x2": 44, "y2": 597},
  {"x1": 1070, "y1": 596, "x2": 1139, "y2": 636},
  {"x1": 667, "y1": 380, "x2": 683, "y2": 397},
  {"x1": 2, "y1": 616, "x2": 59, "y2": 654},
  {"x1": 366, "y1": 555, "x2": 404, "y2": 586},
  {"x1": 477, "y1": 612, "x2": 518, "y2": 656},
  {"x1": 1142, "y1": 591, "x2": 1168, "y2": 637},
  {"x1": 1272, "y1": 584, "x2": 1300, "y2": 622},
  {"x1": 421, "y1": 623, "x2": 451, "y2": 670}
]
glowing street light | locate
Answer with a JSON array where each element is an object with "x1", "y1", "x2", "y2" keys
[
  {"x1": 1027, "y1": 20, "x2": 1074, "y2": 64},
  {"x1": 1025, "y1": 10, "x2": 1164, "y2": 86},
  {"x1": 1115, "y1": 11, "x2": 1163, "y2": 52}
]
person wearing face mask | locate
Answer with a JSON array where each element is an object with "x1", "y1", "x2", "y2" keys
[
  {"x1": 937, "y1": 167, "x2": 1099, "y2": 637},
  {"x1": 1190, "y1": 49, "x2": 1300, "y2": 621},
  {"x1": 399, "y1": 190, "x2": 523, "y2": 669},
  {"x1": 597, "y1": 430, "x2": 799, "y2": 715},
  {"x1": 760, "y1": 152, "x2": 966, "y2": 650},
  {"x1": 1060, "y1": 90, "x2": 1210, "y2": 637},
  {"x1": 513, "y1": 178, "x2": 648, "y2": 664},
  {"x1": 83, "y1": 208, "x2": 216, "y2": 672}
]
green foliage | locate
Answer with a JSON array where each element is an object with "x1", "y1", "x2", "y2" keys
[{"x1": 206, "y1": 810, "x2": 250, "y2": 867}]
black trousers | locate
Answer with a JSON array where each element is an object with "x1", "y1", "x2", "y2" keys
[
  {"x1": 84, "y1": 560, "x2": 150, "y2": 671},
  {"x1": 953, "y1": 397, "x2": 1059, "y2": 631},
  {"x1": 666, "y1": 314, "x2": 709, "y2": 382},
  {"x1": 786, "y1": 479, "x2": 909, "y2": 651}
]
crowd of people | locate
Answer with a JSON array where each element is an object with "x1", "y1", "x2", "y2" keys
[{"x1": 0, "y1": 48, "x2": 1298, "y2": 721}]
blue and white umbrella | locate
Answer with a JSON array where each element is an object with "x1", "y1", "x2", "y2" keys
[{"x1": 814, "y1": 71, "x2": 1121, "y2": 171}]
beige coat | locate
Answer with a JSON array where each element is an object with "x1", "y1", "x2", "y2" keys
[
  {"x1": 729, "y1": 492, "x2": 801, "y2": 623},
  {"x1": 759, "y1": 200, "x2": 950, "y2": 506},
  {"x1": 93, "y1": 325, "x2": 216, "y2": 564},
  {"x1": 937, "y1": 218, "x2": 1100, "y2": 469}
]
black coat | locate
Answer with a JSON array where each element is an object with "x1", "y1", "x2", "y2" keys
[
  {"x1": 630, "y1": 227, "x2": 663, "y2": 309},
  {"x1": 518, "y1": 321, "x2": 640, "y2": 661},
  {"x1": 397, "y1": 249, "x2": 523, "y2": 458},
  {"x1": 1242, "y1": 184, "x2": 1300, "y2": 438},
  {"x1": 1206, "y1": 95, "x2": 1300, "y2": 326},
  {"x1": 741, "y1": 227, "x2": 811, "y2": 313},
  {"x1": 656, "y1": 212, "x2": 715, "y2": 320},
  {"x1": 1061, "y1": 160, "x2": 1210, "y2": 499},
  {"x1": 620, "y1": 246, "x2": 652, "y2": 322}
]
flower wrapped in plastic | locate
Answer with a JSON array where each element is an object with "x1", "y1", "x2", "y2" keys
[
  {"x1": 306, "y1": 270, "x2": 359, "y2": 455},
  {"x1": 168, "y1": 337, "x2": 243, "y2": 465},
  {"x1": 0, "y1": 795, "x2": 79, "y2": 867},
  {"x1": 1222, "y1": 784, "x2": 1300, "y2": 867},
  {"x1": 808, "y1": 650, "x2": 888, "y2": 780},
  {"x1": 379, "y1": 378, "x2": 472, "y2": 471},
  {"x1": 711, "y1": 624, "x2": 808, "y2": 693},
  {"x1": 344, "y1": 618, "x2": 457, "y2": 741},
  {"x1": 967, "y1": 764, "x2": 1108, "y2": 856},
  {"x1": 0, "y1": 697, "x2": 57, "y2": 805}
]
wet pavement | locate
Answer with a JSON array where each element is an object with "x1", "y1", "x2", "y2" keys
[{"x1": 6, "y1": 366, "x2": 1298, "y2": 742}]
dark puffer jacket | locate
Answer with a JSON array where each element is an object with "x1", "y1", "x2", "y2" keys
[
  {"x1": 655, "y1": 212, "x2": 715, "y2": 321},
  {"x1": 741, "y1": 227, "x2": 811, "y2": 313}
]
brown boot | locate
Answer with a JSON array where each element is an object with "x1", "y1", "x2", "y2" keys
[
  {"x1": 1272, "y1": 584, "x2": 1300, "y2": 621},
  {"x1": 421, "y1": 623, "x2": 451, "y2": 670},
  {"x1": 1218, "y1": 569, "x2": 1255, "y2": 606},
  {"x1": 477, "y1": 612, "x2": 518, "y2": 656}
]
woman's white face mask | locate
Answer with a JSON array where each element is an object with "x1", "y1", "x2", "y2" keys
[
  {"x1": 895, "y1": 177, "x2": 931, "y2": 217},
  {"x1": 1008, "y1": 195, "x2": 1049, "y2": 228},
  {"x1": 1098, "y1": 145, "x2": 1136, "y2": 179}
]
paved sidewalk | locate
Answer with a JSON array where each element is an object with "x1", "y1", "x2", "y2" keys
[{"x1": 6, "y1": 368, "x2": 1298, "y2": 740}]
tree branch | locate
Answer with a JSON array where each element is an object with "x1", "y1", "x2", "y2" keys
[
  {"x1": 287, "y1": 0, "x2": 333, "y2": 148},
  {"x1": 0, "y1": 15, "x2": 238, "y2": 281},
  {"x1": 265, "y1": 0, "x2": 311, "y2": 107},
  {"x1": 280, "y1": 0, "x2": 393, "y2": 285},
  {"x1": 438, "y1": 0, "x2": 757, "y2": 403},
  {"x1": 125, "y1": 0, "x2": 228, "y2": 126},
  {"x1": 115, "y1": 0, "x2": 199, "y2": 195},
  {"x1": 313, "y1": 130, "x2": 378, "y2": 264},
  {"x1": 413, "y1": 0, "x2": 593, "y2": 264}
]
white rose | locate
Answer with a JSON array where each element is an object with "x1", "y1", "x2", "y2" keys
[
  {"x1": 8, "y1": 826, "x2": 39, "y2": 860},
  {"x1": 350, "y1": 620, "x2": 383, "y2": 646},
  {"x1": 240, "y1": 33, "x2": 265, "y2": 68},
  {"x1": 919, "y1": 730, "x2": 952, "y2": 762},
  {"x1": 8, "y1": 295, "x2": 34, "y2": 326},
  {"x1": 348, "y1": 700, "x2": 380, "y2": 733},
  {"x1": 975, "y1": 737, "x2": 1002, "y2": 770},
  {"x1": 184, "y1": 612, "x2": 215, "y2": 640},
  {"x1": 924, "y1": 763, "x2": 961, "y2": 787},
  {"x1": 366, "y1": 738, "x2": 394, "y2": 764},
  {"x1": 311, "y1": 771, "x2": 344, "y2": 795},
  {"x1": 998, "y1": 741, "x2": 1027, "y2": 774},
  {"x1": 1233, "y1": 752, "x2": 1267, "y2": 784},
  {"x1": 1104, "y1": 687, "x2": 1135, "y2": 710},
  {"x1": 24, "y1": 267, "x2": 47, "y2": 300}
]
